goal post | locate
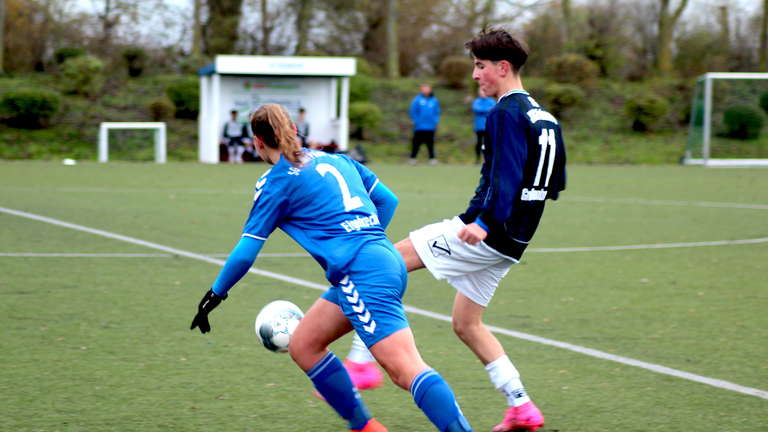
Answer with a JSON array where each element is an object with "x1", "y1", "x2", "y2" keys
[
  {"x1": 98, "y1": 122, "x2": 167, "y2": 163},
  {"x1": 684, "y1": 72, "x2": 768, "y2": 167}
]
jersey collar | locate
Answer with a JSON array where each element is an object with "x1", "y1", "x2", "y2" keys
[{"x1": 497, "y1": 89, "x2": 528, "y2": 102}]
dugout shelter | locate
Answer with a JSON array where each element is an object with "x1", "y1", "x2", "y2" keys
[{"x1": 198, "y1": 55, "x2": 356, "y2": 163}]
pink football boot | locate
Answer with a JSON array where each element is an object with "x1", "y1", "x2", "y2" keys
[
  {"x1": 344, "y1": 359, "x2": 384, "y2": 390},
  {"x1": 492, "y1": 401, "x2": 545, "y2": 432}
]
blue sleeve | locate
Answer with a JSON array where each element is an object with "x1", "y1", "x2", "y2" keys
[
  {"x1": 435, "y1": 99, "x2": 441, "y2": 122},
  {"x1": 409, "y1": 97, "x2": 418, "y2": 120},
  {"x1": 369, "y1": 182, "x2": 398, "y2": 229},
  {"x1": 211, "y1": 236, "x2": 264, "y2": 296},
  {"x1": 478, "y1": 110, "x2": 526, "y2": 228}
]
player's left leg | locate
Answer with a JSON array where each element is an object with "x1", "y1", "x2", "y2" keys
[
  {"x1": 290, "y1": 297, "x2": 380, "y2": 431},
  {"x1": 344, "y1": 333, "x2": 384, "y2": 390}
]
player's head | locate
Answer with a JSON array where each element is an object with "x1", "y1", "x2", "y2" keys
[
  {"x1": 465, "y1": 28, "x2": 528, "y2": 99},
  {"x1": 419, "y1": 83, "x2": 433, "y2": 97},
  {"x1": 230, "y1": 109, "x2": 238, "y2": 119},
  {"x1": 250, "y1": 104, "x2": 302, "y2": 165}
]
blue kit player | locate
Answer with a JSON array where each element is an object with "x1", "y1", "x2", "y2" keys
[
  {"x1": 344, "y1": 28, "x2": 566, "y2": 431},
  {"x1": 190, "y1": 103, "x2": 473, "y2": 432}
]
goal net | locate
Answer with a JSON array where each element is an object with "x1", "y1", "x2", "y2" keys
[
  {"x1": 98, "y1": 122, "x2": 167, "y2": 163},
  {"x1": 684, "y1": 73, "x2": 768, "y2": 167}
]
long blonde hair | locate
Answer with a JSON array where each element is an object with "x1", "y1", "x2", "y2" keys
[{"x1": 250, "y1": 104, "x2": 302, "y2": 164}]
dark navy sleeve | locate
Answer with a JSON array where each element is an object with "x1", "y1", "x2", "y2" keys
[{"x1": 477, "y1": 109, "x2": 527, "y2": 230}]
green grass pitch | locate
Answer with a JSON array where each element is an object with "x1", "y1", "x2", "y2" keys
[{"x1": 1, "y1": 161, "x2": 766, "y2": 431}]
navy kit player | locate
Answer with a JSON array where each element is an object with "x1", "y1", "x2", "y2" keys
[
  {"x1": 190, "y1": 104, "x2": 473, "y2": 432},
  {"x1": 345, "y1": 28, "x2": 566, "y2": 431}
]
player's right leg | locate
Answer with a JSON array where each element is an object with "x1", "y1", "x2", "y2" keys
[
  {"x1": 289, "y1": 298, "x2": 383, "y2": 432},
  {"x1": 369, "y1": 327, "x2": 473, "y2": 432}
]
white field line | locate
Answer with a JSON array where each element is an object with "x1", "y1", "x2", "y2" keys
[
  {"x1": 1, "y1": 205, "x2": 766, "y2": 401},
  {"x1": 4, "y1": 236, "x2": 768, "y2": 258},
  {"x1": 0, "y1": 252, "x2": 308, "y2": 258}
]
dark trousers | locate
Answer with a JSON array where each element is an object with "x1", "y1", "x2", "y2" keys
[
  {"x1": 410, "y1": 130, "x2": 436, "y2": 159},
  {"x1": 475, "y1": 130, "x2": 487, "y2": 162}
]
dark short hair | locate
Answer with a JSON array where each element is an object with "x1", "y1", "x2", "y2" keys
[{"x1": 465, "y1": 27, "x2": 528, "y2": 73}]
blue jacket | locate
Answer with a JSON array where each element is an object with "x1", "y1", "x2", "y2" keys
[
  {"x1": 409, "y1": 94, "x2": 441, "y2": 131},
  {"x1": 472, "y1": 97, "x2": 496, "y2": 131}
]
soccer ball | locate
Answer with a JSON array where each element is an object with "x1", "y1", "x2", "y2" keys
[{"x1": 254, "y1": 300, "x2": 304, "y2": 353}]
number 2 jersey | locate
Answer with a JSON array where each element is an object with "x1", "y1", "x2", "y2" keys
[
  {"x1": 459, "y1": 90, "x2": 567, "y2": 260},
  {"x1": 242, "y1": 149, "x2": 389, "y2": 284}
]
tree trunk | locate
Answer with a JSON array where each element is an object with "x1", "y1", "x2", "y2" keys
[
  {"x1": 655, "y1": 0, "x2": 688, "y2": 76},
  {"x1": 760, "y1": 0, "x2": 768, "y2": 70},
  {"x1": 386, "y1": 0, "x2": 399, "y2": 78},
  {"x1": 561, "y1": 0, "x2": 572, "y2": 48},
  {"x1": 0, "y1": 0, "x2": 5, "y2": 73},
  {"x1": 192, "y1": 0, "x2": 202, "y2": 57},
  {"x1": 294, "y1": 0, "x2": 312, "y2": 55},
  {"x1": 207, "y1": 0, "x2": 244, "y2": 55},
  {"x1": 260, "y1": 0, "x2": 272, "y2": 54}
]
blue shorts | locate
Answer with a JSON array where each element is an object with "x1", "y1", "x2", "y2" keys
[{"x1": 321, "y1": 240, "x2": 409, "y2": 348}]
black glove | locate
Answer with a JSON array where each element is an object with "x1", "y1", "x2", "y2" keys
[{"x1": 190, "y1": 289, "x2": 227, "y2": 334}]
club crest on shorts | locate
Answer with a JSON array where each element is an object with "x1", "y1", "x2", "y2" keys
[{"x1": 428, "y1": 235, "x2": 451, "y2": 257}]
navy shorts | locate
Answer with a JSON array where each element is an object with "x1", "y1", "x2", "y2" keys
[{"x1": 321, "y1": 241, "x2": 409, "y2": 348}]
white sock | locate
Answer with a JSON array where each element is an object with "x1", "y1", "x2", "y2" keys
[
  {"x1": 485, "y1": 355, "x2": 531, "y2": 407},
  {"x1": 347, "y1": 333, "x2": 375, "y2": 363}
]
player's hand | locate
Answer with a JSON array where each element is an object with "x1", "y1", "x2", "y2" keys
[
  {"x1": 457, "y1": 222, "x2": 488, "y2": 245},
  {"x1": 190, "y1": 289, "x2": 227, "y2": 334}
]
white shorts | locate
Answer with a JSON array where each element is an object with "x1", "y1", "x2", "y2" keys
[{"x1": 409, "y1": 216, "x2": 516, "y2": 307}]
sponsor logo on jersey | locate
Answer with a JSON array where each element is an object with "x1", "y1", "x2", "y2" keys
[
  {"x1": 526, "y1": 109, "x2": 559, "y2": 125},
  {"x1": 428, "y1": 235, "x2": 451, "y2": 257},
  {"x1": 340, "y1": 214, "x2": 380, "y2": 232},
  {"x1": 520, "y1": 187, "x2": 548, "y2": 201}
]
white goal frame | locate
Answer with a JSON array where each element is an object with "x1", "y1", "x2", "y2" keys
[
  {"x1": 684, "y1": 72, "x2": 768, "y2": 167},
  {"x1": 98, "y1": 122, "x2": 167, "y2": 163}
]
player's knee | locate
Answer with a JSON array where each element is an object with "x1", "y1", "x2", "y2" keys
[{"x1": 451, "y1": 316, "x2": 482, "y2": 341}]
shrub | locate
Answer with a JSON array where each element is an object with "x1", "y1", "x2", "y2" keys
[
  {"x1": 722, "y1": 105, "x2": 764, "y2": 140},
  {"x1": 624, "y1": 93, "x2": 670, "y2": 132},
  {"x1": 166, "y1": 79, "x2": 199, "y2": 119},
  {"x1": 439, "y1": 56, "x2": 473, "y2": 89},
  {"x1": 355, "y1": 57, "x2": 382, "y2": 77},
  {"x1": 350, "y1": 74, "x2": 374, "y2": 103},
  {"x1": 0, "y1": 88, "x2": 61, "y2": 128},
  {"x1": 60, "y1": 55, "x2": 104, "y2": 96},
  {"x1": 349, "y1": 101, "x2": 383, "y2": 139},
  {"x1": 122, "y1": 47, "x2": 147, "y2": 78},
  {"x1": 148, "y1": 97, "x2": 176, "y2": 121},
  {"x1": 541, "y1": 83, "x2": 585, "y2": 118},
  {"x1": 759, "y1": 92, "x2": 768, "y2": 115},
  {"x1": 54, "y1": 47, "x2": 85, "y2": 65},
  {"x1": 544, "y1": 54, "x2": 599, "y2": 86}
]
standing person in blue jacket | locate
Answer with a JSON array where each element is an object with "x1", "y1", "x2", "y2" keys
[
  {"x1": 409, "y1": 83, "x2": 441, "y2": 164},
  {"x1": 189, "y1": 103, "x2": 473, "y2": 432},
  {"x1": 471, "y1": 88, "x2": 496, "y2": 164},
  {"x1": 343, "y1": 27, "x2": 566, "y2": 432}
]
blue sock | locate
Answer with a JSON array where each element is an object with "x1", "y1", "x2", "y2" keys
[
  {"x1": 410, "y1": 369, "x2": 473, "y2": 432},
  {"x1": 307, "y1": 352, "x2": 371, "y2": 430}
]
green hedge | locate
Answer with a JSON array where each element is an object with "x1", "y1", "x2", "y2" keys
[
  {"x1": 166, "y1": 79, "x2": 199, "y2": 119},
  {"x1": 624, "y1": 92, "x2": 669, "y2": 132},
  {"x1": 0, "y1": 88, "x2": 61, "y2": 128},
  {"x1": 723, "y1": 105, "x2": 763, "y2": 140}
]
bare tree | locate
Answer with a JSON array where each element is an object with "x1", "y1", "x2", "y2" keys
[
  {"x1": 655, "y1": 0, "x2": 688, "y2": 75},
  {"x1": 192, "y1": 0, "x2": 203, "y2": 57},
  {"x1": 386, "y1": 0, "x2": 398, "y2": 78},
  {"x1": 0, "y1": 0, "x2": 5, "y2": 73},
  {"x1": 206, "y1": 0, "x2": 244, "y2": 55},
  {"x1": 294, "y1": 0, "x2": 312, "y2": 55},
  {"x1": 260, "y1": 0, "x2": 273, "y2": 54},
  {"x1": 761, "y1": 0, "x2": 768, "y2": 70}
]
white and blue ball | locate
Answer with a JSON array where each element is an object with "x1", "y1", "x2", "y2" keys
[{"x1": 254, "y1": 300, "x2": 304, "y2": 353}]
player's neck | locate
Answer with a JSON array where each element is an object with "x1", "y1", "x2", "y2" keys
[{"x1": 495, "y1": 75, "x2": 524, "y2": 99}]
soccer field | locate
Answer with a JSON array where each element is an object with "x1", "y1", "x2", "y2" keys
[{"x1": 1, "y1": 161, "x2": 766, "y2": 431}]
